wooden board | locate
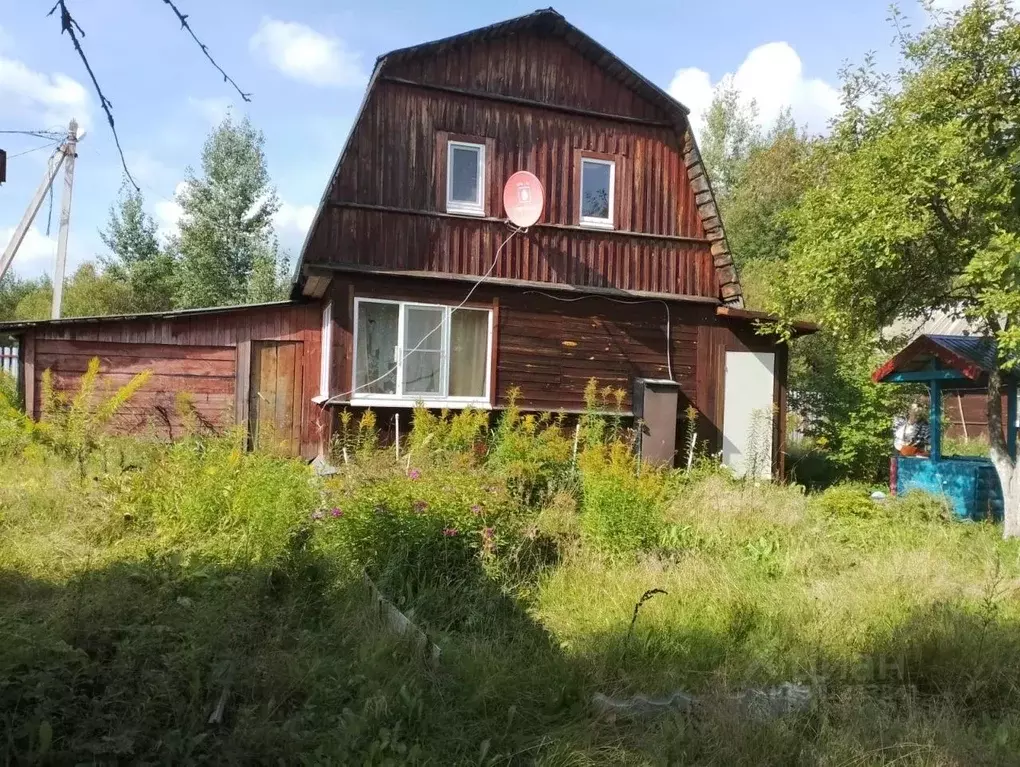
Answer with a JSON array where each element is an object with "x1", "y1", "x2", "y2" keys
[{"x1": 249, "y1": 340, "x2": 304, "y2": 456}]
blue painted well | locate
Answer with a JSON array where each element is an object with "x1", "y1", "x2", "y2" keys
[{"x1": 895, "y1": 456, "x2": 1003, "y2": 521}]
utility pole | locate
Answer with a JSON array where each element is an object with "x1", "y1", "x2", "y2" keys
[
  {"x1": 0, "y1": 120, "x2": 82, "y2": 318},
  {"x1": 51, "y1": 119, "x2": 79, "y2": 320}
]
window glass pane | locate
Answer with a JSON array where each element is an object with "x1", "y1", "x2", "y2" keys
[
  {"x1": 403, "y1": 306, "x2": 444, "y2": 395},
  {"x1": 450, "y1": 309, "x2": 488, "y2": 398},
  {"x1": 355, "y1": 302, "x2": 398, "y2": 394},
  {"x1": 581, "y1": 160, "x2": 611, "y2": 219},
  {"x1": 450, "y1": 145, "x2": 480, "y2": 203}
]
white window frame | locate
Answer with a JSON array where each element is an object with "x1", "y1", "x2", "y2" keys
[
  {"x1": 446, "y1": 140, "x2": 486, "y2": 216},
  {"x1": 579, "y1": 156, "x2": 615, "y2": 229},
  {"x1": 319, "y1": 301, "x2": 333, "y2": 399},
  {"x1": 350, "y1": 297, "x2": 493, "y2": 409}
]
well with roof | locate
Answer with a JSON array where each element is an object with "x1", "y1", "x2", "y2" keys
[{"x1": 873, "y1": 334, "x2": 1018, "y2": 520}]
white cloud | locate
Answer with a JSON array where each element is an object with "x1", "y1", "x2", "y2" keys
[
  {"x1": 0, "y1": 226, "x2": 59, "y2": 278},
  {"x1": 274, "y1": 201, "x2": 316, "y2": 236},
  {"x1": 188, "y1": 96, "x2": 233, "y2": 127},
  {"x1": 0, "y1": 51, "x2": 89, "y2": 130},
  {"x1": 927, "y1": 0, "x2": 972, "y2": 9},
  {"x1": 249, "y1": 18, "x2": 366, "y2": 87},
  {"x1": 153, "y1": 181, "x2": 190, "y2": 238},
  {"x1": 668, "y1": 42, "x2": 841, "y2": 137}
]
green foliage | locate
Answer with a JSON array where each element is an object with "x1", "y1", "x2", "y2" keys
[
  {"x1": 699, "y1": 81, "x2": 762, "y2": 199},
  {"x1": 790, "y1": 331, "x2": 910, "y2": 483},
  {"x1": 100, "y1": 182, "x2": 176, "y2": 312},
  {"x1": 122, "y1": 433, "x2": 317, "y2": 564},
  {"x1": 815, "y1": 483, "x2": 883, "y2": 519},
  {"x1": 578, "y1": 441, "x2": 668, "y2": 554},
  {"x1": 331, "y1": 408, "x2": 380, "y2": 463},
  {"x1": 408, "y1": 403, "x2": 489, "y2": 458},
  {"x1": 487, "y1": 387, "x2": 573, "y2": 506},
  {"x1": 32, "y1": 357, "x2": 150, "y2": 478},
  {"x1": 724, "y1": 114, "x2": 815, "y2": 269},
  {"x1": 0, "y1": 273, "x2": 45, "y2": 321},
  {"x1": 174, "y1": 115, "x2": 281, "y2": 308},
  {"x1": 773, "y1": 1, "x2": 1020, "y2": 387},
  {"x1": 14, "y1": 263, "x2": 135, "y2": 321}
]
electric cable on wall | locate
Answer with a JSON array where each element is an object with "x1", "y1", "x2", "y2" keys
[
  {"x1": 521, "y1": 290, "x2": 675, "y2": 382},
  {"x1": 323, "y1": 222, "x2": 523, "y2": 405}
]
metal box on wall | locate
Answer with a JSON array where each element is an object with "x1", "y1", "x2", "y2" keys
[{"x1": 632, "y1": 378, "x2": 680, "y2": 466}]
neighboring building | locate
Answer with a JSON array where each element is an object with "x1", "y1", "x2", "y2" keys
[{"x1": 0, "y1": 10, "x2": 808, "y2": 473}]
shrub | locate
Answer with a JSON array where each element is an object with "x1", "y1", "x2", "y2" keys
[
  {"x1": 332, "y1": 408, "x2": 380, "y2": 464},
  {"x1": 408, "y1": 403, "x2": 489, "y2": 459},
  {"x1": 814, "y1": 483, "x2": 884, "y2": 519},
  {"x1": 578, "y1": 441, "x2": 668, "y2": 554},
  {"x1": 33, "y1": 358, "x2": 150, "y2": 479},
  {"x1": 120, "y1": 432, "x2": 318, "y2": 564},
  {"x1": 487, "y1": 388, "x2": 573, "y2": 507}
]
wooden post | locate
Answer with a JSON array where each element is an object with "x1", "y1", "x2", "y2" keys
[
  {"x1": 21, "y1": 331, "x2": 35, "y2": 418},
  {"x1": 930, "y1": 380, "x2": 942, "y2": 461},
  {"x1": 52, "y1": 119, "x2": 78, "y2": 320},
  {"x1": 1007, "y1": 380, "x2": 1017, "y2": 461}
]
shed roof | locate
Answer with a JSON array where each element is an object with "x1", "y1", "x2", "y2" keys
[
  {"x1": 873, "y1": 333, "x2": 1015, "y2": 384},
  {"x1": 0, "y1": 300, "x2": 302, "y2": 332},
  {"x1": 292, "y1": 8, "x2": 743, "y2": 306}
]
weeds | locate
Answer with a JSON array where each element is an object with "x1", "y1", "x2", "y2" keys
[{"x1": 3, "y1": 372, "x2": 1020, "y2": 764}]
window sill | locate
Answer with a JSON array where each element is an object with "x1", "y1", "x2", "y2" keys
[
  {"x1": 445, "y1": 205, "x2": 486, "y2": 217},
  {"x1": 348, "y1": 397, "x2": 492, "y2": 410},
  {"x1": 579, "y1": 219, "x2": 615, "y2": 230}
]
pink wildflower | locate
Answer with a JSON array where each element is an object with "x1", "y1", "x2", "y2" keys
[
  {"x1": 442, "y1": 527, "x2": 458, "y2": 537},
  {"x1": 331, "y1": 508, "x2": 344, "y2": 518}
]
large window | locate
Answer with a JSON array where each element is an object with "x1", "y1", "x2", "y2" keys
[
  {"x1": 580, "y1": 157, "x2": 615, "y2": 228},
  {"x1": 352, "y1": 298, "x2": 492, "y2": 406},
  {"x1": 446, "y1": 141, "x2": 486, "y2": 215}
]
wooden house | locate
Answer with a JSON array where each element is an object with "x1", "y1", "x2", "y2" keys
[{"x1": 0, "y1": 9, "x2": 807, "y2": 474}]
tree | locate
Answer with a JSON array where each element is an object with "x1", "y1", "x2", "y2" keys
[
  {"x1": 724, "y1": 111, "x2": 814, "y2": 268},
  {"x1": 174, "y1": 116, "x2": 280, "y2": 308},
  {"x1": 15, "y1": 264, "x2": 133, "y2": 321},
  {"x1": 100, "y1": 183, "x2": 176, "y2": 312},
  {"x1": 0, "y1": 274, "x2": 46, "y2": 322},
  {"x1": 773, "y1": 0, "x2": 1020, "y2": 536},
  {"x1": 698, "y1": 81, "x2": 762, "y2": 201},
  {"x1": 246, "y1": 241, "x2": 291, "y2": 303}
]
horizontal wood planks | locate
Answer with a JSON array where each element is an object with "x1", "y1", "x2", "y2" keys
[
  {"x1": 312, "y1": 207, "x2": 715, "y2": 297},
  {"x1": 331, "y1": 274, "x2": 787, "y2": 472},
  {"x1": 27, "y1": 303, "x2": 323, "y2": 458}
]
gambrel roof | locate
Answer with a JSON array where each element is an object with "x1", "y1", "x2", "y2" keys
[{"x1": 294, "y1": 8, "x2": 743, "y2": 306}]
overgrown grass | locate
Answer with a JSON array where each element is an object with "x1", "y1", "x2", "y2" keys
[{"x1": 3, "y1": 374, "x2": 1020, "y2": 764}]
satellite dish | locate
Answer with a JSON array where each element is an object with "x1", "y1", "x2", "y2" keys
[{"x1": 503, "y1": 171, "x2": 544, "y2": 228}]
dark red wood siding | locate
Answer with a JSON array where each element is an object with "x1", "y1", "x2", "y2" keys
[
  {"x1": 303, "y1": 35, "x2": 718, "y2": 299},
  {"x1": 326, "y1": 275, "x2": 786, "y2": 468},
  {"x1": 21, "y1": 304, "x2": 323, "y2": 458}
]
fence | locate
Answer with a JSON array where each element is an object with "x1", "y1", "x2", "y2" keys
[{"x1": 1, "y1": 340, "x2": 19, "y2": 383}]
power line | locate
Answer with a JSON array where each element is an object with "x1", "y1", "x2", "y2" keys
[{"x1": 6, "y1": 141, "x2": 61, "y2": 160}]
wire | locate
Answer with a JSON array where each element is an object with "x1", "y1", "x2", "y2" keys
[
  {"x1": 0, "y1": 130, "x2": 65, "y2": 140},
  {"x1": 5, "y1": 141, "x2": 61, "y2": 160},
  {"x1": 521, "y1": 290, "x2": 675, "y2": 382},
  {"x1": 324, "y1": 223, "x2": 523, "y2": 404}
]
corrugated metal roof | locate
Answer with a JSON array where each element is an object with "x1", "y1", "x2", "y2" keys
[{"x1": 928, "y1": 334, "x2": 1000, "y2": 375}]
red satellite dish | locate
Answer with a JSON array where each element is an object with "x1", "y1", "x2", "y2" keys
[{"x1": 503, "y1": 171, "x2": 544, "y2": 228}]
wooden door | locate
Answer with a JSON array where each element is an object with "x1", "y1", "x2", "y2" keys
[{"x1": 249, "y1": 341, "x2": 304, "y2": 455}]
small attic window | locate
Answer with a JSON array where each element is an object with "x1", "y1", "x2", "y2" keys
[
  {"x1": 580, "y1": 157, "x2": 614, "y2": 228},
  {"x1": 447, "y1": 141, "x2": 485, "y2": 215}
]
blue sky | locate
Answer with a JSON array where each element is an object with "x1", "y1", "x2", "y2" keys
[{"x1": 0, "y1": 0, "x2": 961, "y2": 281}]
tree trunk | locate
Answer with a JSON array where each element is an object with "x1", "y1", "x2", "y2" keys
[{"x1": 986, "y1": 367, "x2": 1020, "y2": 538}]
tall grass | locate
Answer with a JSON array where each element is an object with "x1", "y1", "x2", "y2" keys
[{"x1": 3, "y1": 374, "x2": 1020, "y2": 764}]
